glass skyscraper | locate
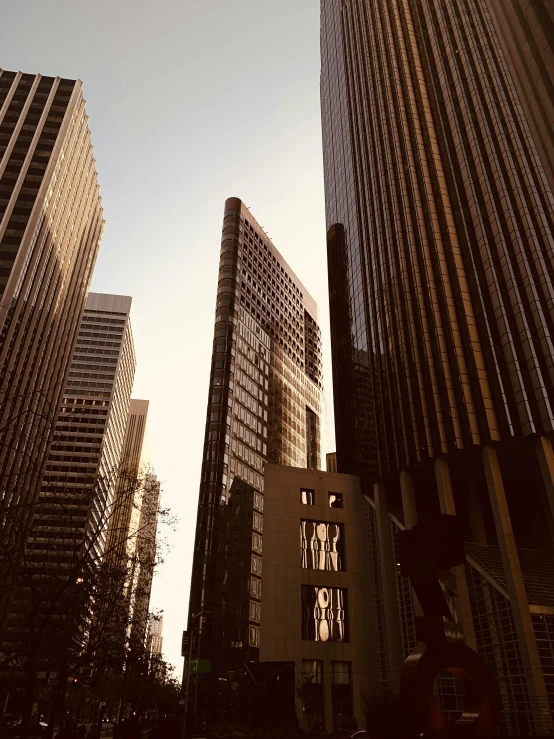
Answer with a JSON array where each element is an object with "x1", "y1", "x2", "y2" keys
[
  {"x1": 321, "y1": 0, "x2": 554, "y2": 733},
  {"x1": 187, "y1": 197, "x2": 323, "y2": 712}
]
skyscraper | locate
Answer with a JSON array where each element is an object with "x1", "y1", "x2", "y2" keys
[
  {"x1": 0, "y1": 71, "x2": 104, "y2": 570},
  {"x1": 0, "y1": 293, "x2": 136, "y2": 697},
  {"x1": 129, "y1": 473, "x2": 160, "y2": 653},
  {"x1": 105, "y1": 399, "x2": 150, "y2": 570},
  {"x1": 321, "y1": 0, "x2": 554, "y2": 732},
  {"x1": 187, "y1": 197, "x2": 323, "y2": 702},
  {"x1": 31, "y1": 293, "x2": 136, "y2": 565},
  {"x1": 486, "y1": 1, "x2": 554, "y2": 193}
]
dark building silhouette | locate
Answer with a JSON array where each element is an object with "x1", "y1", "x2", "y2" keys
[
  {"x1": 0, "y1": 69, "x2": 103, "y2": 626},
  {"x1": 186, "y1": 197, "x2": 323, "y2": 720},
  {"x1": 321, "y1": 0, "x2": 554, "y2": 733}
]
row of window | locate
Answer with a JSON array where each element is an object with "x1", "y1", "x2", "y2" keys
[{"x1": 301, "y1": 488, "x2": 343, "y2": 508}]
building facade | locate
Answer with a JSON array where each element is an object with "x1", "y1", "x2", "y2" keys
[
  {"x1": 0, "y1": 69, "x2": 103, "y2": 614},
  {"x1": 487, "y1": 0, "x2": 554, "y2": 194},
  {"x1": 0, "y1": 293, "x2": 136, "y2": 702},
  {"x1": 29, "y1": 293, "x2": 136, "y2": 567},
  {"x1": 104, "y1": 399, "x2": 150, "y2": 575},
  {"x1": 129, "y1": 473, "x2": 160, "y2": 653},
  {"x1": 260, "y1": 465, "x2": 374, "y2": 732},
  {"x1": 321, "y1": 0, "x2": 554, "y2": 733},
  {"x1": 187, "y1": 197, "x2": 324, "y2": 713}
]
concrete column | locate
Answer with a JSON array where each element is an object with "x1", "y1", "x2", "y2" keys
[
  {"x1": 399, "y1": 469, "x2": 423, "y2": 621},
  {"x1": 434, "y1": 458, "x2": 477, "y2": 651},
  {"x1": 482, "y1": 445, "x2": 553, "y2": 734},
  {"x1": 536, "y1": 435, "x2": 554, "y2": 544},
  {"x1": 399, "y1": 470, "x2": 417, "y2": 529},
  {"x1": 467, "y1": 479, "x2": 487, "y2": 546},
  {"x1": 374, "y1": 482, "x2": 403, "y2": 691}
]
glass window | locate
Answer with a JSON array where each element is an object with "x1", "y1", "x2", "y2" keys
[
  {"x1": 332, "y1": 662, "x2": 353, "y2": 730},
  {"x1": 301, "y1": 488, "x2": 315, "y2": 505},
  {"x1": 301, "y1": 586, "x2": 348, "y2": 642},
  {"x1": 300, "y1": 521, "x2": 344, "y2": 571},
  {"x1": 300, "y1": 660, "x2": 325, "y2": 728},
  {"x1": 329, "y1": 492, "x2": 343, "y2": 508}
]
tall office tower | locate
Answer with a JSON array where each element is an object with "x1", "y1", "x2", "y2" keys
[
  {"x1": 103, "y1": 399, "x2": 150, "y2": 660},
  {"x1": 28, "y1": 293, "x2": 136, "y2": 568},
  {"x1": 487, "y1": 1, "x2": 554, "y2": 193},
  {"x1": 187, "y1": 197, "x2": 323, "y2": 706},
  {"x1": 0, "y1": 70, "x2": 103, "y2": 609},
  {"x1": 146, "y1": 614, "x2": 163, "y2": 659},
  {"x1": 0, "y1": 293, "x2": 135, "y2": 693},
  {"x1": 105, "y1": 399, "x2": 150, "y2": 570},
  {"x1": 128, "y1": 473, "x2": 160, "y2": 653},
  {"x1": 321, "y1": 0, "x2": 554, "y2": 733}
]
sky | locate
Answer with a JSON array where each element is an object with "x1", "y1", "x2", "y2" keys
[{"x1": 0, "y1": 0, "x2": 333, "y2": 672}]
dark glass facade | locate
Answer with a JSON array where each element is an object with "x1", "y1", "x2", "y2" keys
[
  {"x1": 187, "y1": 198, "x2": 323, "y2": 708},
  {"x1": 321, "y1": 0, "x2": 554, "y2": 731},
  {"x1": 486, "y1": 0, "x2": 554, "y2": 194}
]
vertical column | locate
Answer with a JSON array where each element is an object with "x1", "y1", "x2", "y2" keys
[
  {"x1": 399, "y1": 470, "x2": 417, "y2": 529},
  {"x1": 399, "y1": 470, "x2": 423, "y2": 621},
  {"x1": 374, "y1": 482, "x2": 403, "y2": 691},
  {"x1": 482, "y1": 446, "x2": 552, "y2": 734},
  {"x1": 434, "y1": 458, "x2": 477, "y2": 651},
  {"x1": 536, "y1": 436, "x2": 554, "y2": 544},
  {"x1": 467, "y1": 479, "x2": 487, "y2": 546}
]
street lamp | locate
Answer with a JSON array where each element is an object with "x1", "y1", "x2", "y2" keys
[{"x1": 183, "y1": 611, "x2": 210, "y2": 738}]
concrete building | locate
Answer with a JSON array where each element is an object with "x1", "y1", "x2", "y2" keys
[
  {"x1": 0, "y1": 293, "x2": 136, "y2": 703},
  {"x1": 129, "y1": 473, "x2": 161, "y2": 653},
  {"x1": 104, "y1": 399, "x2": 150, "y2": 574},
  {"x1": 147, "y1": 614, "x2": 163, "y2": 659},
  {"x1": 0, "y1": 70, "x2": 103, "y2": 617},
  {"x1": 187, "y1": 198, "x2": 324, "y2": 718},
  {"x1": 103, "y1": 399, "x2": 151, "y2": 660},
  {"x1": 261, "y1": 465, "x2": 373, "y2": 732},
  {"x1": 321, "y1": 0, "x2": 554, "y2": 733},
  {"x1": 28, "y1": 293, "x2": 136, "y2": 566}
]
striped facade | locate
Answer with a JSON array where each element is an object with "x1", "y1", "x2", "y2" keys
[
  {"x1": 321, "y1": 0, "x2": 554, "y2": 733},
  {"x1": 0, "y1": 69, "x2": 103, "y2": 625},
  {"x1": 32, "y1": 293, "x2": 136, "y2": 566},
  {"x1": 487, "y1": 0, "x2": 554, "y2": 194}
]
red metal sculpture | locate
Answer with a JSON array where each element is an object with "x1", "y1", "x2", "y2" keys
[{"x1": 398, "y1": 515, "x2": 499, "y2": 738}]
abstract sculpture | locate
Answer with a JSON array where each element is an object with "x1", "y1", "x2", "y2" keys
[{"x1": 398, "y1": 515, "x2": 499, "y2": 737}]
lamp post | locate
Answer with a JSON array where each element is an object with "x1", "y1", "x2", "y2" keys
[{"x1": 183, "y1": 611, "x2": 210, "y2": 738}]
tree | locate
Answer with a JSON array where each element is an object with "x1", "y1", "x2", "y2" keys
[{"x1": 0, "y1": 459, "x2": 174, "y2": 739}]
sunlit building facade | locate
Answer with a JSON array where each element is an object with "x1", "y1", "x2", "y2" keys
[
  {"x1": 187, "y1": 197, "x2": 323, "y2": 712},
  {"x1": 321, "y1": 0, "x2": 554, "y2": 733},
  {"x1": 0, "y1": 70, "x2": 103, "y2": 619},
  {"x1": 28, "y1": 293, "x2": 136, "y2": 567}
]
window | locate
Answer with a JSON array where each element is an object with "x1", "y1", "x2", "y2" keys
[
  {"x1": 301, "y1": 586, "x2": 348, "y2": 642},
  {"x1": 250, "y1": 600, "x2": 261, "y2": 623},
  {"x1": 329, "y1": 492, "x2": 343, "y2": 509},
  {"x1": 250, "y1": 577, "x2": 262, "y2": 599},
  {"x1": 300, "y1": 660, "x2": 325, "y2": 727},
  {"x1": 251, "y1": 554, "x2": 262, "y2": 575},
  {"x1": 301, "y1": 488, "x2": 315, "y2": 505},
  {"x1": 332, "y1": 662, "x2": 353, "y2": 730},
  {"x1": 248, "y1": 624, "x2": 260, "y2": 648},
  {"x1": 301, "y1": 521, "x2": 344, "y2": 571}
]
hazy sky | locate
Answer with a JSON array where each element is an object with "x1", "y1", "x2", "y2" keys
[{"x1": 1, "y1": 0, "x2": 332, "y2": 671}]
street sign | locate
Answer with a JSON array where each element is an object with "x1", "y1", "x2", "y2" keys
[
  {"x1": 181, "y1": 631, "x2": 190, "y2": 657},
  {"x1": 187, "y1": 659, "x2": 212, "y2": 675}
]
